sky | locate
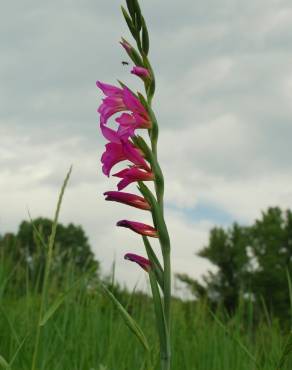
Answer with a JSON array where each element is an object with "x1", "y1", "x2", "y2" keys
[{"x1": 1, "y1": 0, "x2": 292, "y2": 294}]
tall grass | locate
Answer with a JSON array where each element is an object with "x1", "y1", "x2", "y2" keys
[
  {"x1": 1, "y1": 250, "x2": 292, "y2": 370},
  {"x1": 1, "y1": 171, "x2": 292, "y2": 369}
]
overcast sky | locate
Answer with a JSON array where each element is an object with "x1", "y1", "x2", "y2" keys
[{"x1": 1, "y1": 0, "x2": 292, "y2": 294}]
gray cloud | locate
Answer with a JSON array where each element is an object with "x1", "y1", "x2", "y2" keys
[{"x1": 1, "y1": 0, "x2": 292, "y2": 289}]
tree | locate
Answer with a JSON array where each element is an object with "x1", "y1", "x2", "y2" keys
[
  {"x1": 177, "y1": 207, "x2": 292, "y2": 320},
  {"x1": 178, "y1": 223, "x2": 250, "y2": 313},
  {"x1": 0, "y1": 218, "x2": 99, "y2": 290},
  {"x1": 249, "y1": 207, "x2": 292, "y2": 320}
]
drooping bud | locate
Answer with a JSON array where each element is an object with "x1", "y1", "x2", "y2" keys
[
  {"x1": 124, "y1": 253, "x2": 151, "y2": 271},
  {"x1": 117, "y1": 220, "x2": 158, "y2": 238},
  {"x1": 131, "y1": 66, "x2": 151, "y2": 81},
  {"x1": 104, "y1": 191, "x2": 151, "y2": 210}
]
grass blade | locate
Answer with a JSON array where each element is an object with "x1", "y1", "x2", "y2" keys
[
  {"x1": 0, "y1": 355, "x2": 9, "y2": 369},
  {"x1": 100, "y1": 283, "x2": 150, "y2": 352},
  {"x1": 40, "y1": 268, "x2": 93, "y2": 326},
  {"x1": 209, "y1": 309, "x2": 260, "y2": 369},
  {"x1": 9, "y1": 335, "x2": 27, "y2": 367},
  {"x1": 276, "y1": 331, "x2": 292, "y2": 369}
]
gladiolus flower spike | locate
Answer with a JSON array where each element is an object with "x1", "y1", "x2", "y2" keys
[{"x1": 96, "y1": 1, "x2": 172, "y2": 369}]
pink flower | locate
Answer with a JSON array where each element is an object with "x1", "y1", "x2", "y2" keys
[
  {"x1": 131, "y1": 66, "x2": 151, "y2": 79},
  {"x1": 101, "y1": 140, "x2": 150, "y2": 176},
  {"x1": 98, "y1": 96, "x2": 126, "y2": 125},
  {"x1": 117, "y1": 220, "x2": 158, "y2": 238},
  {"x1": 123, "y1": 87, "x2": 148, "y2": 117},
  {"x1": 115, "y1": 112, "x2": 151, "y2": 138},
  {"x1": 122, "y1": 140, "x2": 150, "y2": 171},
  {"x1": 100, "y1": 122, "x2": 120, "y2": 143},
  {"x1": 96, "y1": 81, "x2": 127, "y2": 125},
  {"x1": 113, "y1": 167, "x2": 154, "y2": 190},
  {"x1": 96, "y1": 81, "x2": 123, "y2": 96},
  {"x1": 115, "y1": 113, "x2": 137, "y2": 137},
  {"x1": 97, "y1": 82, "x2": 151, "y2": 139},
  {"x1": 104, "y1": 191, "x2": 151, "y2": 210},
  {"x1": 101, "y1": 143, "x2": 125, "y2": 176},
  {"x1": 96, "y1": 81, "x2": 125, "y2": 126},
  {"x1": 124, "y1": 253, "x2": 151, "y2": 272}
]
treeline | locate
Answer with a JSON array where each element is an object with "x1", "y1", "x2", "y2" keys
[
  {"x1": 2, "y1": 208, "x2": 292, "y2": 325},
  {"x1": 0, "y1": 217, "x2": 99, "y2": 294},
  {"x1": 177, "y1": 207, "x2": 292, "y2": 323}
]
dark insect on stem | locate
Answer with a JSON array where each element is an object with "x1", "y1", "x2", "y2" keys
[{"x1": 122, "y1": 61, "x2": 129, "y2": 65}]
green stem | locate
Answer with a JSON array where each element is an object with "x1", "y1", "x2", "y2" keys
[
  {"x1": 148, "y1": 109, "x2": 171, "y2": 369},
  {"x1": 140, "y1": 29, "x2": 171, "y2": 370},
  {"x1": 31, "y1": 167, "x2": 72, "y2": 370}
]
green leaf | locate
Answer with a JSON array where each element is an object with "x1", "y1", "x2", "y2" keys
[
  {"x1": 40, "y1": 269, "x2": 92, "y2": 326},
  {"x1": 132, "y1": 0, "x2": 142, "y2": 30},
  {"x1": 132, "y1": 135, "x2": 152, "y2": 162},
  {"x1": 100, "y1": 283, "x2": 150, "y2": 352},
  {"x1": 134, "y1": 12, "x2": 142, "y2": 32},
  {"x1": 40, "y1": 292, "x2": 68, "y2": 326},
  {"x1": 28, "y1": 212, "x2": 47, "y2": 250},
  {"x1": 121, "y1": 6, "x2": 136, "y2": 38},
  {"x1": 209, "y1": 309, "x2": 260, "y2": 369},
  {"x1": 142, "y1": 17, "x2": 149, "y2": 55},
  {"x1": 126, "y1": 0, "x2": 135, "y2": 18},
  {"x1": 0, "y1": 355, "x2": 9, "y2": 369},
  {"x1": 148, "y1": 270, "x2": 169, "y2": 360},
  {"x1": 142, "y1": 236, "x2": 164, "y2": 289},
  {"x1": 8, "y1": 335, "x2": 27, "y2": 367},
  {"x1": 137, "y1": 92, "x2": 148, "y2": 108},
  {"x1": 277, "y1": 331, "x2": 292, "y2": 369},
  {"x1": 287, "y1": 268, "x2": 292, "y2": 320},
  {"x1": 138, "y1": 182, "x2": 171, "y2": 253},
  {"x1": 120, "y1": 37, "x2": 143, "y2": 66}
]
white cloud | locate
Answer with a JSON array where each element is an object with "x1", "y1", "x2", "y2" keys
[{"x1": 2, "y1": 0, "x2": 292, "y2": 293}]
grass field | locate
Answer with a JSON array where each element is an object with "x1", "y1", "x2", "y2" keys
[
  {"x1": 1, "y1": 174, "x2": 292, "y2": 370},
  {"x1": 1, "y1": 256, "x2": 292, "y2": 370}
]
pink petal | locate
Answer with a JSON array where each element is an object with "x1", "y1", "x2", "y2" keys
[
  {"x1": 101, "y1": 143, "x2": 125, "y2": 176},
  {"x1": 100, "y1": 123, "x2": 120, "y2": 143},
  {"x1": 96, "y1": 81, "x2": 123, "y2": 96}
]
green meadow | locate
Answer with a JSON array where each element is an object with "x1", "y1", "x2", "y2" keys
[
  {"x1": 1, "y1": 236, "x2": 292, "y2": 370},
  {"x1": 1, "y1": 263, "x2": 292, "y2": 370},
  {"x1": 1, "y1": 173, "x2": 292, "y2": 370}
]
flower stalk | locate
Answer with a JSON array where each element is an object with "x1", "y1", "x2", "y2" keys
[{"x1": 96, "y1": 1, "x2": 171, "y2": 368}]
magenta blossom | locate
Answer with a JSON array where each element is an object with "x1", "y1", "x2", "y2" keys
[
  {"x1": 98, "y1": 96, "x2": 126, "y2": 125},
  {"x1": 122, "y1": 87, "x2": 149, "y2": 118},
  {"x1": 117, "y1": 220, "x2": 158, "y2": 238},
  {"x1": 96, "y1": 81, "x2": 126, "y2": 125},
  {"x1": 131, "y1": 66, "x2": 151, "y2": 79},
  {"x1": 116, "y1": 112, "x2": 151, "y2": 137},
  {"x1": 113, "y1": 167, "x2": 154, "y2": 190},
  {"x1": 104, "y1": 191, "x2": 151, "y2": 210},
  {"x1": 124, "y1": 253, "x2": 151, "y2": 272},
  {"x1": 101, "y1": 140, "x2": 150, "y2": 176},
  {"x1": 96, "y1": 81, "x2": 123, "y2": 96},
  {"x1": 100, "y1": 123, "x2": 120, "y2": 143},
  {"x1": 96, "y1": 81, "x2": 151, "y2": 138}
]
